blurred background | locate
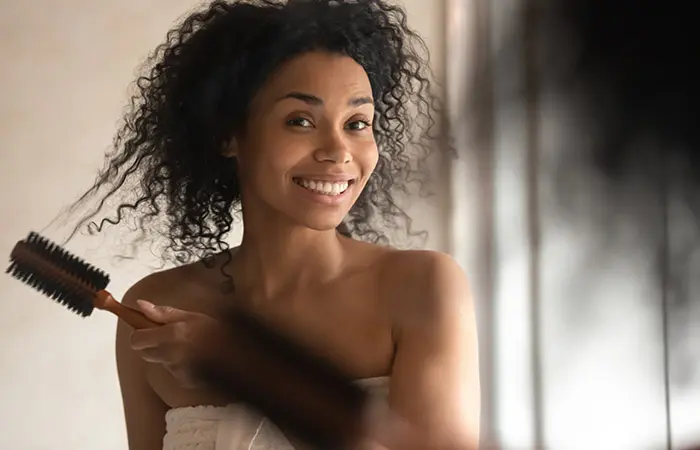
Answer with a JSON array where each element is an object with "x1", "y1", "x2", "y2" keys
[{"x1": 0, "y1": 0, "x2": 697, "y2": 449}]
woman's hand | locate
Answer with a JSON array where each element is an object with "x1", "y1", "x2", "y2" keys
[{"x1": 129, "y1": 300, "x2": 223, "y2": 388}]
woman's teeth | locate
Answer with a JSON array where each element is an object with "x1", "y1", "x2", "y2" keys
[{"x1": 295, "y1": 178, "x2": 350, "y2": 196}]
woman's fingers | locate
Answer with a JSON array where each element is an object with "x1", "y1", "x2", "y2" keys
[
  {"x1": 136, "y1": 345, "x2": 189, "y2": 368},
  {"x1": 135, "y1": 300, "x2": 195, "y2": 324},
  {"x1": 137, "y1": 349, "x2": 203, "y2": 387},
  {"x1": 130, "y1": 317, "x2": 198, "y2": 350},
  {"x1": 128, "y1": 303, "x2": 220, "y2": 387},
  {"x1": 130, "y1": 327, "x2": 168, "y2": 350},
  {"x1": 137, "y1": 347, "x2": 171, "y2": 364}
]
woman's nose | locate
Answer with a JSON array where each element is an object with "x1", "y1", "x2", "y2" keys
[{"x1": 314, "y1": 132, "x2": 353, "y2": 164}]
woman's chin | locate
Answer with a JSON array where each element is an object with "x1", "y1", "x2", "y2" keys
[{"x1": 303, "y1": 219, "x2": 347, "y2": 233}]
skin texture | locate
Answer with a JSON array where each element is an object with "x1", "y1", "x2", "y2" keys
[{"x1": 115, "y1": 51, "x2": 480, "y2": 449}]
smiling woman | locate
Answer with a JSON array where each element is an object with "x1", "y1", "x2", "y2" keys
[
  {"x1": 58, "y1": 1, "x2": 480, "y2": 449},
  {"x1": 225, "y1": 52, "x2": 381, "y2": 230}
]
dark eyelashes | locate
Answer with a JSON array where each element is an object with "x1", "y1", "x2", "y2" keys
[{"x1": 285, "y1": 117, "x2": 373, "y2": 131}]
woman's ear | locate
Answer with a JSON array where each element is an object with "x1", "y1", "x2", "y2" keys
[{"x1": 222, "y1": 137, "x2": 238, "y2": 158}]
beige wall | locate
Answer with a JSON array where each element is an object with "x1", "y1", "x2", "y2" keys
[{"x1": 0, "y1": 1, "x2": 447, "y2": 448}]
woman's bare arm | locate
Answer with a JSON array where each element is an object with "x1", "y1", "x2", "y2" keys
[
  {"x1": 116, "y1": 278, "x2": 170, "y2": 450},
  {"x1": 384, "y1": 250, "x2": 481, "y2": 449}
]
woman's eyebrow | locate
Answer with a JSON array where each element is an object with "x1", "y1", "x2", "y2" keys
[{"x1": 275, "y1": 91, "x2": 374, "y2": 107}]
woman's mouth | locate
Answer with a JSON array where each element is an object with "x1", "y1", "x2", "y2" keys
[{"x1": 293, "y1": 177, "x2": 355, "y2": 196}]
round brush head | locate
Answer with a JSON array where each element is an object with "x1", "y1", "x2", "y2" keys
[{"x1": 6, "y1": 232, "x2": 110, "y2": 317}]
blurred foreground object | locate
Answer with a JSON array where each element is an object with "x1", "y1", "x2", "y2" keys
[
  {"x1": 533, "y1": 1, "x2": 700, "y2": 449},
  {"x1": 193, "y1": 307, "x2": 368, "y2": 449},
  {"x1": 540, "y1": 0, "x2": 700, "y2": 188},
  {"x1": 464, "y1": 0, "x2": 700, "y2": 448}
]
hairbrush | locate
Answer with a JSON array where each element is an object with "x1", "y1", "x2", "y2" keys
[{"x1": 5, "y1": 232, "x2": 157, "y2": 329}]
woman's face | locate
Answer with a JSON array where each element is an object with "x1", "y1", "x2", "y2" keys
[{"x1": 232, "y1": 51, "x2": 378, "y2": 231}]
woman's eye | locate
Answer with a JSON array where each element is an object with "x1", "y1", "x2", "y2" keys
[
  {"x1": 287, "y1": 117, "x2": 313, "y2": 128},
  {"x1": 346, "y1": 120, "x2": 372, "y2": 131}
]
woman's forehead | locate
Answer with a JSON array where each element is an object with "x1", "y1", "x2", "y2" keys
[{"x1": 255, "y1": 52, "x2": 373, "y2": 104}]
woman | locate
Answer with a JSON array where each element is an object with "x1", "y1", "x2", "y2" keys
[{"x1": 69, "y1": 0, "x2": 480, "y2": 448}]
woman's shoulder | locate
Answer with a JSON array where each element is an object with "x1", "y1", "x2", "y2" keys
[
  {"x1": 350, "y1": 239, "x2": 464, "y2": 283},
  {"x1": 373, "y1": 247, "x2": 471, "y2": 319},
  {"x1": 374, "y1": 246, "x2": 463, "y2": 280},
  {"x1": 120, "y1": 257, "x2": 220, "y2": 311}
]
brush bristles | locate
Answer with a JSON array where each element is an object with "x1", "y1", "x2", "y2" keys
[{"x1": 6, "y1": 232, "x2": 110, "y2": 317}]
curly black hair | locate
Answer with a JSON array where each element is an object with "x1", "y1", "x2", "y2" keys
[{"x1": 62, "y1": 0, "x2": 442, "y2": 266}]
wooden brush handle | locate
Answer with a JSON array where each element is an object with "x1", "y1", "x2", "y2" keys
[{"x1": 95, "y1": 291, "x2": 159, "y2": 329}]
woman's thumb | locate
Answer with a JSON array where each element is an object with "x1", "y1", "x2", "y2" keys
[{"x1": 136, "y1": 300, "x2": 184, "y2": 323}]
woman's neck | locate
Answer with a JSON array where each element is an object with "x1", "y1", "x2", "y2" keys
[{"x1": 234, "y1": 224, "x2": 349, "y2": 299}]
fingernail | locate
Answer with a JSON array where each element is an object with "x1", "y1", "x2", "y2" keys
[{"x1": 137, "y1": 299, "x2": 154, "y2": 308}]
